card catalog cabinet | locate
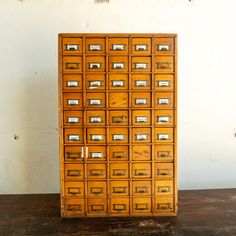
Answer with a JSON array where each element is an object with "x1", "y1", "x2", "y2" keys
[{"x1": 58, "y1": 33, "x2": 178, "y2": 217}]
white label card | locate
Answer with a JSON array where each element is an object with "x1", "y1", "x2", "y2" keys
[
  {"x1": 91, "y1": 152, "x2": 103, "y2": 158},
  {"x1": 135, "y1": 63, "x2": 147, "y2": 69},
  {"x1": 68, "y1": 99, "x2": 79, "y2": 105},
  {"x1": 113, "y1": 134, "x2": 124, "y2": 140},
  {"x1": 112, "y1": 80, "x2": 124, "y2": 87},
  {"x1": 158, "y1": 134, "x2": 169, "y2": 140},
  {"x1": 112, "y1": 63, "x2": 124, "y2": 69},
  {"x1": 89, "y1": 44, "x2": 101, "y2": 51},
  {"x1": 136, "y1": 98, "x2": 147, "y2": 105},
  {"x1": 136, "y1": 116, "x2": 147, "y2": 123},
  {"x1": 136, "y1": 134, "x2": 148, "y2": 140},
  {"x1": 69, "y1": 135, "x2": 80, "y2": 141},
  {"x1": 136, "y1": 80, "x2": 147, "y2": 87},
  {"x1": 158, "y1": 116, "x2": 169, "y2": 123},
  {"x1": 89, "y1": 63, "x2": 101, "y2": 69},
  {"x1": 68, "y1": 117, "x2": 79, "y2": 123},
  {"x1": 67, "y1": 81, "x2": 79, "y2": 87},
  {"x1": 66, "y1": 44, "x2": 78, "y2": 50},
  {"x1": 91, "y1": 135, "x2": 103, "y2": 141},
  {"x1": 112, "y1": 44, "x2": 124, "y2": 50},
  {"x1": 135, "y1": 44, "x2": 147, "y2": 51},
  {"x1": 89, "y1": 81, "x2": 101, "y2": 88},
  {"x1": 89, "y1": 99, "x2": 101, "y2": 105},
  {"x1": 158, "y1": 81, "x2": 170, "y2": 87},
  {"x1": 158, "y1": 44, "x2": 170, "y2": 51},
  {"x1": 158, "y1": 98, "x2": 170, "y2": 104},
  {"x1": 90, "y1": 117, "x2": 102, "y2": 123}
]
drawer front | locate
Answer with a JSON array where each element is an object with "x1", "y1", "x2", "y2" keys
[
  {"x1": 64, "y1": 198, "x2": 85, "y2": 216},
  {"x1": 154, "y1": 37, "x2": 174, "y2": 55},
  {"x1": 109, "y1": 92, "x2": 129, "y2": 108},
  {"x1": 63, "y1": 37, "x2": 83, "y2": 54},
  {"x1": 86, "y1": 74, "x2": 105, "y2": 90},
  {"x1": 154, "y1": 128, "x2": 174, "y2": 143},
  {"x1": 109, "y1": 56, "x2": 129, "y2": 72},
  {"x1": 155, "y1": 196, "x2": 174, "y2": 213},
  {"x1": 86, "y1": 110, "x2": 106, "y2": 126},
  {"x1": 64, "y1": 181, "x2": 84, "y2": 197},
  {"x1": 87, "y1": 164, "x2": 106, "y2": 179},
  {"x1": 155, "y1": 92, "x2": 174, "y2": 108},
  {"x1": 109, "y1": 145, "x2": 129, "y2": 161},
  {"x1": 132, "y1": 181, "x2": 151, "y2": 196},
  {"x1": 154, "y1": 110, "x2": 174, "y2": 126},
  {"x1": 64, "y1": 164, "x2": 84, "y2": 180},
  {"x1": 87, "y1": 181, "x2": 107, "y2": 197},
  {"x1": 154, "y1": 56, "x2": 174, "y2": 73},
  {"x1": 64, "y1": 128, "x2": 83, "y2": 144},
  {"x1": 154, "y1": 163, "x2": 173, "y2": 178},
  {"x1": 108, "y1": 38, "x2": 129, "y2": 54},
  {"x1": 132, "y1": 128, "x2": 151, "y2": 143},
  {"x1": 85, "y1": 38, "x2": 106, "y2": 54},
  {"x1": 155, "y1": 180, "x2": 174, "y2": 195},
  {"x1": 110, "y1": 181, "x2": 129, "y2": 196},
  {"x1": 87, "y1": 198, "x2": 107, "y2": 215},
  {"x1": 131, "y1": 38, "x2": 151, "y2": 54},
  {"x1": 132, "y1": 57, "x2": 151, "y2": 72},
  {"x1": 86, "y1": 56, "x2": 105, "y2": 72},
  {"x1": 87, "y1": 145, "x2": 106, "y2": 161},
  {"x1": 131, "y1": 74, "x2": 151, "y2": 90},
  {"x1": 132, "y1": 163, "x2": 151, "y2": 179},
  {"x1": 110, "y1": 198, "x2": 129, "y2": 214},
  {"x1": 109, "y1": 128, "x2": 129, "y2": 144},
  {"x1": 86, "y1": 93, "x2": 106, "y2": 108},
  {"x1": 132, "y1": 145, "x2": 151, "y2": 161},
  {"x1": 87, "y1": 128, "x2": 106, "y2": 144},
  {"x1": 110, "y1": 163, "x2": 129, "y2": 179},
  {"x1": 64, "y1": 146, "x2": 84, "y2": 162},
  {"x1": 132, "y1": 110, "x2": 151, "y2": 126},
  {"x1": 154, "y1": 145, "x2": 174, "y2": 162},
  {"x1": 109, "y1": 74, "x2": 129, "y2": 90},
  {"x1": 109, "y1": 110, "x2": 129, "y2": 126},
  {"x1": 132, "y1": 198, "x2": 151, "y2": 213},
  {"x1": 63, "y1": 74, "x2": 83, "y2": 90},
  {"x1": 63, "y1": 93, "x2": 83, "y2": 108},
  {"x1": 131, "y1": 92, "x2": 151, "y2": 108},
  {"x1": 154, "y1": 74, "x2": 174, "y2": 91},
  {"x1": 63, "y1": 56, "x2": 83, "y2": 72},
  {"x1": 64, "y1": 111, "x2": 83, "y2": 126}
]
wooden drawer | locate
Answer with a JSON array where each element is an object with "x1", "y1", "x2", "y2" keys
[
  {"x1": 131, "y1": 92, "x2": 151, "y2": 108},
  {"x1": 64, "y1": 146, "x2": 84, "y2": 162},
  {"x1": 87, "y1": 198, "x2": 107, "y2": 215},
  {"x1": 154, "y1": 163, "x2": 173, "y2": 178},
  {"x1": 63, "y1": 37, "x2": 83, "y2": 54},
  {"x1": 64, "y1": 181, "x2": 84, "y2": 197},
  {"x1": 86, "y1": 74, "x2": 106, "y2": 90},
  {"x1": 154, "y1": 74, "x2": 174, "y2": 91},
  {"x1": 132, "y1": 181, "x2": 151, "y2": 196},
  {"x1": 154, "y1": 56, "x2": 174, "y2": 73},
  {"x1": 132, "y1": 57, "x2": 151, "y2": 72},
  {"x1": 131, "y1": 74, "x2": 151, "y2": 90},
  {"x1": 110, "y1": 181, "x2": 129, "y2": 196},
  {"x1": 87, "y1": 164, "x2": 106, "y2": 179},
  {"x1": 87, "y1": 128, "x2": 106, "y2": 144},
  {"x1": 154, "y1": 128, "x2": 174, "y2": 143},
  {"x1": 110, "y1": 163, "x2": 129, "y2": 179},
  {"x1": 109, "y1": 110, "x2": 128, "y2": 126},
  {"x1": 86, "y1": 56, "x2": 105, "y2": 72},
  {"x1": 154, "y1": 145, "x2": 174, "y2": 162},
  {"x1": 108, "y1": 38, "x2": 129, "y2": 54},
  {"x1": 86, "y1": 110, "x2": 106, "y2": 126},
  {"x1": 109, "y1": 56, "x2": 129, "y2": 72},
  {"x1": 131, "y1": 38, "x2": 151, "y2": 54},
  {"x1": 64, "y1": 164, "x2": 84, "y2": 180},
  {"x1": 63, "y1": 74, "x2": 83, "y2": 90},
  {"x1": 85, "y1": 38, "x2": 106, "y2": 54},
  {"x1": 86, "y1": 92, "x2": 106, "y2": 108},
  {"x1": 132, "y1": 198, "x2": 151, "y2": 213},
  {"x1": 154, "y1": 37, "x2": 174, "y2": 55},
  {"x1": 64, "y1": 198, "x2": 85, "y2": 216},
  {"x1": 109, "y1": 128, "x2": 129, "y2": 144},
  {"x1": 132, "y1": 110, "x2": 151, "y2": 126},
  {"x1": 132, "y1": 145, "x2": 151, "y2": 161},
  {"x1": 155, "y1": 180, "x2": 174, "y2": 195},
  {"x1": 154, "y1": 92, "x2": 174, "y2": 108},
  {"x1": 154, "y1": 196, "x2": 174, "y2": 213},
  {"x1": 132, "y1": 128, "x2": 151, "y2": 143},
  {"x1": 87, "y1": 145, "x2": 106, "y2": 161},
  {"x1": 110, "y1": 198, "x2": 129, "y2": 215},
  {"x1": 109, "y1": 145, "x2": 129, "y2": 161},
  {"x1": 64, "y1": 111, "x2": 83, "y2": 126},
  {"x1": 132, "y1": 163, "x2": 151, "y2": 179},
  {"x1": 64, "y1": 128, "x2": 83, "y2": 144},
  {"x1": 63, "y1": 56, "x2": 83, "y2": 72},
  {"x1": 87, "y1": 181, "x2": 107, "y2": 197},
  {"x1": 109, "y1": 74, "x2": 129, "y2": 90},
  {"x1": 63, "y1": 93, "x2": 83, "y2": 108},
  {"x1": 109, "y1": 92, "x2": 129, "y2": 108},
  {"x1": 154, "y1": 110, "x2": 174, "y2": 126}
]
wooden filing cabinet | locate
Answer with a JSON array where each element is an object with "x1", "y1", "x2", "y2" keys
[{"x1": 58, "y1": 33, "x2": 178, "y2": 217}]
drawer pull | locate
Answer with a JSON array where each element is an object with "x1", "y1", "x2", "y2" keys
[
  {"x1": 135, "y1": 204, "x2": 148, "y2": 211},
  {"x1": 158, "y1": 116, "x2": 170, "y2": 123},
  {"x1": 157, "y1": 62, "x2": 171, "y2": 70},
  {"x1": 157, "y1": 203, "x2": 171, "y2": 210},
  {"x1": 158, "y1": 134, "x2": 169, "y2": 140},
  {"x1": 112, "y1": 80, "x2": 125, "y2": 87},
  {"x1": 67, "y1": 99, "x2": 79, "y2": 106},
  {"x1": 112, "y1": 116, "x2": 126, "y2": 123},
  {"x1": 91, "y1": 152, "x2": 103, "y2": 159},
  {"x1": 91, "y1": 205, "x2": 104, "y2": 211},
  {"x1": 158, "y1": 98, "x2": 170, "y2": 105},
  {"x1": 112, "y1": 44, "x2": 125, "y2": 50},
  {"x1": 66, "y1": 62, "x2": 80, "y2": 69},
  {"x1": 89, "y1": 80, "x2": 101, "y2": 88},
  {"x1": 65, "y1": 152, "x2": 82, "y2": 160},
  {"x1": 66, "y1": 44, "x2": 79, "y2": 51},
  {"x1": 112, "y1": 62, "x2": 125, "y2": 69},
  {"x1": 113, "y1": 169, "x2": 127, "y2": 176},
  {"x1": 112, "y1": 134, "x2": 125, "y2": 141},
  {"x1": 135, "y1": 186, "x2": 148, "y2": 194},
  {"x1": 158, "y1": 151, "x2": 171, "y2": 158},
  {"x1": 67, "y1": 117, "x2": 80, "y2": 124},
  {"x1": 158, "y1": 186, "x2": 171, "y2": 193},
  {"x1": 89, "y1": 44, "x2": 101, "y2": 51},
  {"x1": 158, "y1": 80, "x2": 170, "y2": 87},
  {"x1": 90, "y1": 187, "x2": 104, "y2": 195},
  {"x1": 135, "y1": 80, "x2": 148, "y2": 87},
  {"x1": 113, "y1": 204, "x2": 126, "y2": 211},
  {"x1": 68, "y1": 135, "x2": 80, "y2": 141},
  {"x1": 91, "y1": 134, "x2": 103, "y2": 141},
  {"x1": 112, "y1": 187, "x2": 127, "y2": 194},
  {"x1": 68, "y1": 187, "x2": 81, "y2": 195},
  {"x1": 89, "y1": 63, "x2": 101, "y2": 69},
  {"x1": 112, "y1": 151, "x2": 126, "y2": 159},
  {"x1": 136, "y1": 116, "x2": 148, "y2": 123},
  {"x1": 67, "y1": 170, "x2": 81, "y2": 177},
  {"x1": 157, "y1": 44, "x2": 170, "y2": 51},
  {"x1": 134, "y1": 169, "x2": 148, "y2": 176},
  {"x1": 66, "y1": 80, "x2": 79, "y2": 87},
  {"x1": 157, "y1": 168, "x2": 171, "y2": 176},
  {"x1": 135, "y1": 44, "x2": 147, "y2": 51},
  {"x1": 135, "y1": 134, "x2": 148, "y2": 141},
  {"x1": 89, "y1": 169, "x2": 104, "y2": 176},
  {"x1": 67, "y1": 204, "x2": 82, "y2": 212},
  {"x1": 90, "y1": 116, "x2": 102, "y2": 123},
  {"x1": 135, "y1": 98, "x2": 147, "y2": 105}
]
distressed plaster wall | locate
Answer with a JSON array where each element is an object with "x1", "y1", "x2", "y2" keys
[{"x1": 0, "y1": 0, "x2": 236, "y2": 193}]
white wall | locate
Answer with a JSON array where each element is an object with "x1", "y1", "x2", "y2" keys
[{"x1": 0, "y1": 0, "x2": 236, "y2": 194}]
